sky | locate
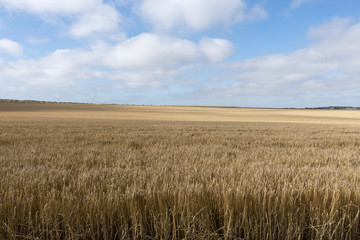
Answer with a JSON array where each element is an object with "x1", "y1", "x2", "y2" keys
[{"x1": 0, "y1": 0, "x2": 360, "y2": 108}]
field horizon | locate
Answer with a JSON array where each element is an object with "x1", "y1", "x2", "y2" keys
[
  {"x1": 1, "y1": 98, "x2": 360, "y2": 110},
  {"x1": 1, "y1": 100, "x2": 360, "y2": 125}
]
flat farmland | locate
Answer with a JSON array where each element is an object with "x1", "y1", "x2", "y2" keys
[
  {"x1": 1, "y1": 102, "x2": 360, "y2": 239},
  {"x1": 2, "y1": 102, "x2": 360, "y2": 124}
]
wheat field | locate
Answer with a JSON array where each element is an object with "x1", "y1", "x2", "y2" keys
[{"x1": 1, "y1": 102, "x2": 360, "y2": 239}]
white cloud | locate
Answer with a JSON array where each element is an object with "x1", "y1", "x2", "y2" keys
[
  {"x1": 1, "y1": 48, "x2": 94, "y2": 86},
  {"x1": 69, "y1": 4, "x2": 121, "y2": 38},
  {"x1": 0, "y1": 0, "x2": 122, "y2": 38},
  {"x1": 0, "y1": 39, "x2": 23, "y2": 56},
  {"x1": 0, "y1": 0, "x2": 99, "y2": 14},
  {"x1": 222, "y1": 17, "x2": 360, "y2": 95},
  {"x1": 0, "y1": 33, "x2": 233, "y2": 87},
  {"x1": 307, "y1": 17, "x2": 352, "y2": 40},
  {"x1": 106, "y1": 33, "x2": 233, "y2": 69},
  {"x1": 138, "y1": 0, "x2": 267, "y2": 32},
  {"x1": 199, "y1": 38, "x2": 233, "y2": 63},
  {"x1": 106, "y1": 33, "x2": 200, "y2": 69}
]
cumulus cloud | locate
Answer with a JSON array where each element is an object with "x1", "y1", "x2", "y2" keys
[
  {"x1": 222, "y1": 17, "x2": 360, "y2": 96},
  {"x1": 106, "y1": 33, "x2": 233, "y2": 69},
  {"x1": 199, "y1": 38, "x2": 233, "y2": 63},
  {"x1": 307, "y1": 17, "x2": 353, "y2": 40},
  {"x1": 0, "y1": 39, "x2": 23, "y2": 56},
  {"x1": 0, "y1": 0, "x2": 98, "y2": 14},
  {"x1": 69, "y1": 4, "x2": 121, "y2": 38},
  {"x1": 0, "y1": 34, "x2": 233, "y2": 87},
  {"x1": 0, "y1": 48, "x2": 95, "y2": 86},
  {"x1": 0, "y1": 0, "x2": 122, "y2": 38},
  {"x1": 106, "y1": 34, "x2": 200, "y2": 69},
  {"x1": 138, "y1": 0, "x2": 268, "y2": 32}
]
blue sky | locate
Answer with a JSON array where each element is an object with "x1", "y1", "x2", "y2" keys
[{"x1": 0, "y1": 0, "x2": 360, "y2": 107}]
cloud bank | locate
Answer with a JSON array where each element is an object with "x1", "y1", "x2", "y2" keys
[
  {"x1": 138, "y1": 0, "x2": 268, "y2": 32},
  {"x1": 216, "y1": 17, "x2": 360, "y2": 98},
  {"x1": 0, "y1": 34, "x2": 233, "y2": 87},
  {"x1": 0, "y1": 0, "x2": 122, "y2": 38}
]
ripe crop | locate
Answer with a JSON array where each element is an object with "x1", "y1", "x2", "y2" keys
[{"x1": 1, "y1": 102, "x2": 360, "y2": 239}]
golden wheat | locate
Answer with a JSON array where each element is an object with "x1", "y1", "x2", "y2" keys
[{"x1": 1, "y1": 102, "x2": 360, "y2": 239}]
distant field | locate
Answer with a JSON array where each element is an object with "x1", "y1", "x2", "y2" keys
[
  {"x1": 1, "y1": 102, "x2": 360, "y2": 124},
  {"x1": 1, "y1": 102, "x2": 360, "y2": 239}
]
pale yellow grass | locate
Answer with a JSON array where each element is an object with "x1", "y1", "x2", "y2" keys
[{"x1": 1, "y1": 102, "x2": 360, "y2": 125}]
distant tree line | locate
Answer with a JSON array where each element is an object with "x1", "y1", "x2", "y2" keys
[
  {"x1": 305, "y1": 106, "x2": 360, "y2": 110},
  {"x1": 0, "y1": 99, "x2": 81, "y2": 104}
]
